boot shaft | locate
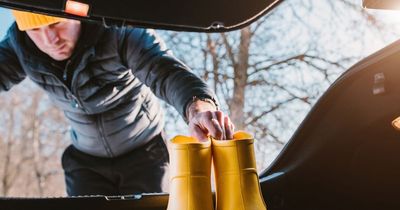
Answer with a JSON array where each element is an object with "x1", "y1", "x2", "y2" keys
[
  {"x1": 167, "y1": 136, "x2": 214, "y2": 210},
  {"x1": 212, "y1": 131, "x2": 267, "y2": 210}
]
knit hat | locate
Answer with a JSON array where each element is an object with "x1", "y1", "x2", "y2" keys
[{"x1": 12, "y1": 10, "x2": 65, "y2": 31}]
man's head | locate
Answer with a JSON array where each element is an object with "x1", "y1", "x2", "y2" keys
[{"x1": 12, "y1": 10, "x2": 81, "y2": 61}]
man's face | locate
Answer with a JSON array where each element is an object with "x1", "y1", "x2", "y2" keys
[{"x1": 26, "y1": 20, "x2": 81, "y2": 61}]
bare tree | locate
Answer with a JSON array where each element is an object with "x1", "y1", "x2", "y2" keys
[
  {"x1": 160, "y1": 0, "x2": 396, "y2": 169},
  {"x1": 0, "y1": 90, "x2": 35, "y2": 196},
  {"x1": 0, "y1": 83, "x2": 68, "y2": 196}
]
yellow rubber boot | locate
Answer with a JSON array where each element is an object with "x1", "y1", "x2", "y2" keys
[
  {"x1": 212, "y1": 131, "x2": 267, "y2": 210},
  {"x1": 167, "y1": 136, "x2": 214, "y2": 210}
]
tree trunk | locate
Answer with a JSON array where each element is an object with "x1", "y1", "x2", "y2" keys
[
  {"x1": 1, "y1": 108, "x2": 15, "y2": 196},
  {"x1": 230, "y1": 27, "x2": 251, "y2": 130}
]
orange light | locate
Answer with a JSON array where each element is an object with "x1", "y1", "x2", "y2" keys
[
  {"x1": 392, "y1": 117, "x2": 400, "y2": 131},
  {"x1": 65, "y1": 0, "x2": 89, "y2": 17}
]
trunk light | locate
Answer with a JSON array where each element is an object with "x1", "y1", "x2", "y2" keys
[
  {"x1": 391, "y1": 117, "x2": 400, "y2": 131},
  {"x1": 65, "y1": 0, "x2": 89, "y2": 17}
]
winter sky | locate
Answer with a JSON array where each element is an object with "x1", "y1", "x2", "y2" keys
[{"x1": 0, "y1": 8, "x2": 14, "y2": 39}]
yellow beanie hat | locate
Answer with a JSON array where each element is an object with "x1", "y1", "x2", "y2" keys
[{"x1": 12, "y1": 10, "x2": 65, "y2": 31}]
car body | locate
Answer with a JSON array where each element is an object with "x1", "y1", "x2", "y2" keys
[
  {"x1": 0, "y1": 0, "x2": 282, "y2": 32},
  {"x1": 1, "y1": 0, "x2": 400, "y2": 209}
]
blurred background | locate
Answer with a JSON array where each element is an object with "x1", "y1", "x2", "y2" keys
[{"x1": 1, "y1": 0, "x2": 400, "y2": 196}]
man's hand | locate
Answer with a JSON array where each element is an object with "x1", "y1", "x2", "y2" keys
[{"x1": 186, "y1": 99, "x2": 234, "y2": 141}]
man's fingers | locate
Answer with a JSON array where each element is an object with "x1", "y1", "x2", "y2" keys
[
  {"x1": 189, "y1": 111, "x2": 235, "y2": 141},
  {"x1": 211, "y1": 118, "x2": 224, "y2": 140},
  {"x1": 189, "y1": 121, "x2": 208, "y2": 141},
  {"x1": 197, "y1": 111, "x2": 223, "y2": 140},
  {"x1": 189, "y1": 112, "x2": 223, "y2": 140},
  {"x1": 215, "y1": 111, "x2": 226, "y2": 140},
  {"x1": 224, "y1": 116, "x2": 234, "y2": 140},
  {"x1": 193, "y1": 125, "x2": 209, "y2": 142}
]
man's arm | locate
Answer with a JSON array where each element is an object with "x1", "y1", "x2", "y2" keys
[
  {"x1": 120, "y1": 28, "x2": 233, "y2": 140},
  {"x1": 120, "y1": 28, "x2": 215, "y2": 119},
  {"x1": 0, "y1": 35, "x2": 26, "y2": 91}
]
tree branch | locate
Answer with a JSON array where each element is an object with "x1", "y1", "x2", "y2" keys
[{"x1": 245, "y1": 97, "x2": 298, "y2": 126}]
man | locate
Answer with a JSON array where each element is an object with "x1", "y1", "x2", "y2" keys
[{"x1": 0, "y1": 10, "x2": 234, "y2": 196}]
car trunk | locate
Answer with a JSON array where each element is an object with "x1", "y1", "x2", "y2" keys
[
  {"x1": 3, "y1": 36, "x2": 400, "y2": 210},
  {"x1": 0, "y1": 0, "x2": 282, "y2": 32}
]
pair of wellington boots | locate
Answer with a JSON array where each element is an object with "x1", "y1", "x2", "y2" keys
[{"x1": 166, "y1": 131, "x2": 267, "y2": 210}]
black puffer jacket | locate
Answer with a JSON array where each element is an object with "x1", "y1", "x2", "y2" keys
[{"x1": 0, "y1": 22, "x2": 216, "y2": 157}]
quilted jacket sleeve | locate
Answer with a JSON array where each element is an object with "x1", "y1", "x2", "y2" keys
[
  {"x1": 0, "y1": 33, "x2": 26, "y2": 92},
  {"x1": 120, "y1": 28, "x2": 218, "y2": 120}
]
